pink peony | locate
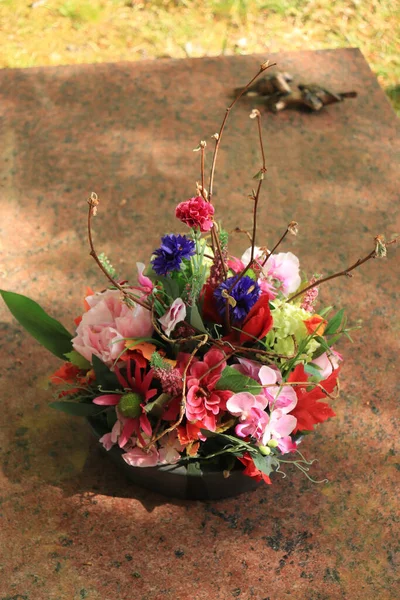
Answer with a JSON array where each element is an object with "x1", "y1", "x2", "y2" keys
[
  {"x1": 159, "y1": 298, "x2": 186, "y2": 337},
  {"x1": 175, "y1": 196, "x2": 214, "y2": 232},
  {"x1": 72, "y1": 289, "x2": 153, "y2": 367},
  {"x1": 262, "y1": 252, "x2": 301, "y2": 296}
]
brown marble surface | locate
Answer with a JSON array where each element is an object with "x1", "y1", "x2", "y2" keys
[{"x1": 0, "y1": 49, "x2": 399, "y2": 600}]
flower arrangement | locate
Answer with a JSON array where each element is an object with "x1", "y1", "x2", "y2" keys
[{"x1": 1, "y1": 61, "x2": 397, "y2": 491}]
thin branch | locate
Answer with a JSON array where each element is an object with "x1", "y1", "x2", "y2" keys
[
  {"x1": 87, "y1": 194, "x2": 151, "y2": 311},
  {"x1": 208, "y1": 60, "x2": 275, "y2": 206},
  {"x1": 286, "y1": 250, "x2": 376, "y2": 303}
]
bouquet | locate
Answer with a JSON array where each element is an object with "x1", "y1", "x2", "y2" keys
[{"x1": 1, "y1": 61, "x2": 396, "y2": 488}]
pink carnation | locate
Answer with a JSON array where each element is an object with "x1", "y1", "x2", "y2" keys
[
  {"x1": 72, "y1": 289, "x2": 153, "y2": 367},
  {"x1": 175, "y1": 196, "x2": 214, "y2": 232}
]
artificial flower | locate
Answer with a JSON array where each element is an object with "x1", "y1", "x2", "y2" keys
[
  {"x1": 175, "y1": 196, "x2": 214, "y2": 232},
  {"x1": 159, "y1": 298, "x2": 187, "y2": 337},
  {"x1": 151, "y1": 234, "x2": 195, "y2": 276},
  {"x1": 214, "y1": 275, "x2": 261, "y2": 322},
  {"x1": 239, "y1": 294, "x2": 273, "y2": 344},
  {"x1": 72, "y1": 289, "x2": 153, "y2": 367}
]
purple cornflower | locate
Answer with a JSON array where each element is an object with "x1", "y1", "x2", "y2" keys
[
  {"x1": 151, "y1": 234, "x2": 195, "y2": 276},
  {"x1": 214, "y1": 275, "x2": 260, "y2": 322}
]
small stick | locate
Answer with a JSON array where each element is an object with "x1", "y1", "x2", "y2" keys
[
  {"x1": 208, "y1": 60, "x2": 275, "y2": 206},
  {"x1": 87, "y1": 194, "x2": 151, "y2": 311},
  {"x1": 286, "y1": 235, "x2": 397, "y2": 304}
]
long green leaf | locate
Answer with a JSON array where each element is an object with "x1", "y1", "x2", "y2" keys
[
  {"x1": 49, "y1": 401, "x2": 107, "y2": 417},
  {"x1": 1, "y1": 290, "x2": 73, "y2": 359},
  {"x1": 215, "y1": 365, "x2": 261, "y2": 394},
  {"x1": 324, "y1": 309, "x2": 345, "y2": 335}
]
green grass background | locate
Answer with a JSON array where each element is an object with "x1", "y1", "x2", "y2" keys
[{"x1": 1, "y1": 0, "x2": 399, "y2": 112}]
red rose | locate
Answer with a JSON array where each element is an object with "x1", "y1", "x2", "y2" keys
[
  {"x1": 175, "y1": 196, "x2": 214, "y2": 232},
  {"x1": 239, "y1": 294, "x2": 273, "y2": 344}
]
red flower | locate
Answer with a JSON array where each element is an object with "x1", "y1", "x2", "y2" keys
[
  {"x1": 238, "y1": 453, "x2": 271, "y2": 484},
  {"x1": 239, "y1": 294, "x2": 273, "y2": 344},
  {"x1": 303, "y1": 315, "x2": 327, "y2": 336},
  {"x1": 175, "y1": 196, "x2": 214, "y2": 232},
  {"x1": 201, "y1": 284, "x2": 223, "y2": 324},
  {"x1": 288, "y1": 364, "x2": 338, "y2": 432}
]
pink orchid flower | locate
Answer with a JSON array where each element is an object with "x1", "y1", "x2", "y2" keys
[
  {"x1": 159, "y1": 298, "x2": 186, "y2": 337},
  {"x1": 261, "y1": 408, "x2": 297, "y2": 450},
  {"x1": 259, "y1": 366, "x2": 297, "y2": 413},
  {"x1": 226, "y1": 392, "x2": 268, "y2": 440}
]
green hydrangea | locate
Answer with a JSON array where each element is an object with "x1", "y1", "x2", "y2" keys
[{"x1": 266, "y1": 301, "x2": 320, "y2": 362}]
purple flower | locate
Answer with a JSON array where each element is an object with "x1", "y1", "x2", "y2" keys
[
  {"x1": 151, "y1": 234, "x2": 195, "y2": 276},
  {"x1": 214, "y1": 275, "x2": 260, "y2": 322}
]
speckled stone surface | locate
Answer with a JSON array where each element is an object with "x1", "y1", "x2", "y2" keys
[{"x1": 0, "y1": 49, "x2": 399, "y2": 600}]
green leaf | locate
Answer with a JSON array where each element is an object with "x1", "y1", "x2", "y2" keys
[
  {"x1": 190, "y1": 303, "x2": 207, "y2": 333},
  {"x1": 1, "y1": 290, "x2": 73, "y2": 359},
  {"x1": 92, "y1": 355, "x2": 120, "y2": 390},
  {"x1": 304, "y1": 363, "x2": 323, "y2": 379},
  {"x1": 324, "y1": 309, "x2": 345, "y2": 335},
  {"x1": 186, "y1": 461, "x2": 203, "y2": 476},
  {"x1": 64, "y1": 350, "x2": 91, "y2": 370},
  {"x1": 252, "y1": 452, "x2": 279, "y2": 476},
  {"x1": 157, "y1": 276, "x2": 180, "y2": 301},
  {"x1": 215, "y1": 365, "x2": 261, "y2": 394},
  {"x1": 49, "y1": 401, "x2": 107, "y2": 417}
]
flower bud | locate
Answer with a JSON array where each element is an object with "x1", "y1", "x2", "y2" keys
[
  {"x1": 258, "y1": 445, "x2": 271, "y2": 456},
  {"x1": 267, "y1": 439, "x2": 278, "y2": 448}
]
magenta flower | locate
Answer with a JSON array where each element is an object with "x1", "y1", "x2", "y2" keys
[
  {"x1": 175, "y1": 196, "x2": 214, "y2": 232},
  {"x1": 93, "y1": 358, "x2": 157, "y2": 448},
  {"x1": 184, "y1": 348, "x2": 232, "y2": 431}
]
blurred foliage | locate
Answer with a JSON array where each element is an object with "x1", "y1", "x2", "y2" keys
[{"x1": 0, "y1": 0, "x2": 398, "y2": 112}]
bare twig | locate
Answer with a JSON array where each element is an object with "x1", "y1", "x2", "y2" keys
[
  {"x1": 87, "y1": 194, "x2": 151, "y2": 311},
  {"x1": 286, "y1": 235, "x2": 397, "y2": 303}
]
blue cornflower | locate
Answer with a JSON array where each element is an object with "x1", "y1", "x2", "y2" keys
[
  {"x1": 214, "y1": 275, "x2": 260, "y2": 322},
  {"x1": 151, "y1": 234, "x2": 195, "y2": 276}
]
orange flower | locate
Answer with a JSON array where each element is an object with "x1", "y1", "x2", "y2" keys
[{"x1": 303, "y1": 314, "x2": 327, "y2": 336}]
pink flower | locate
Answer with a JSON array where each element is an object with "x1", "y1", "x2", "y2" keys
[
  {"x1": 72, "y1": 289, "x2": 153, "y2": 367},
  {"x1": 93, "y1": 358, "x2": 157, "y2": 448},
  {"x1": 262, "y1": 409, "x2": 297, "y2": 448},
  {"x1": 226, "y1": 392, "x2": 268, "y2": 440},
  {"x1": 228, "y1": 256, "x2": 245, "y2": 273},
  {"x1": 99, "y1": 420, "x2": 122, "y2": 451},
  {"x1": 175, "y1": 196, "x2": 214, "y2": 232},
  {"x1": 262, "y1": 252, "x2": 301, "y2": 296},
  {"x1": 258, "y1": 366, "x2": 297, "y2": 413},
  {"x1": 311, "y1": 350, "x2": 343, "y2": 380},
  {"x1": 159, "y1": 298, "x2": 186, "y2": 337},
  {"x1": 184, "y1": 348, "x2": 232, "y2": 431},
  {"x1": 136, "y1": 262, "x2": 154, "y2": 295},
  {"x1": 158, "y1": 432, "x2": 184, "y2": 464},
  {"x1": 123, "y1": 446, "x2": 159, "y2": 467}
]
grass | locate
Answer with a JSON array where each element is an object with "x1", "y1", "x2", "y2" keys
[{"x1": 0, "y1": 0, "x2": 399, "y2": 112}]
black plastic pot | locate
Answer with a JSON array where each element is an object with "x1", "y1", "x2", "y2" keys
[{"x1": 87, "y1": 417, "x2": 259, "y2": 501}]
